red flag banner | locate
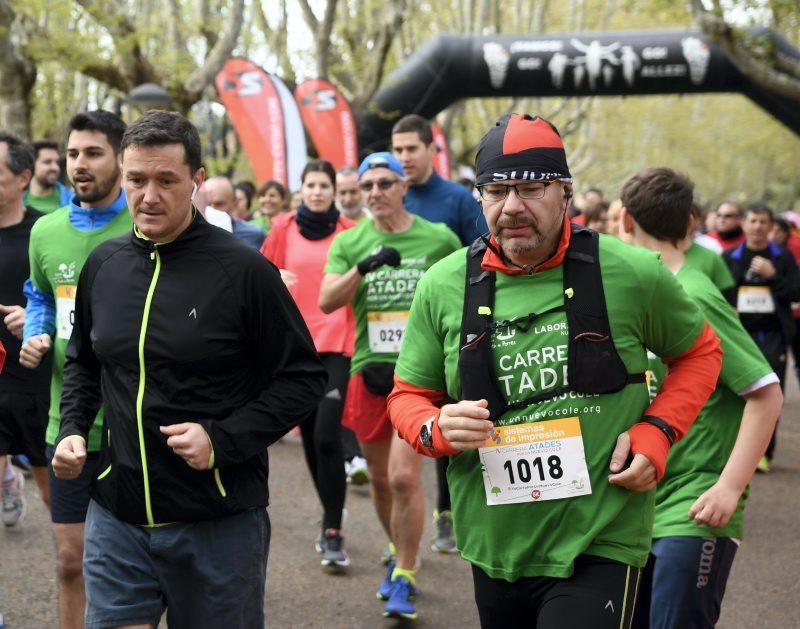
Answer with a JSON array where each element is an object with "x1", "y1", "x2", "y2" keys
[
  {"x1": 431, "y1": 122, "x2": 452, "y2": 180},
  {"x1": 295, "y1": 79, "x2": 359, "y2": 170},
  {"x1": 215, "y1": 59, "x2": 308, "y2": 191}
]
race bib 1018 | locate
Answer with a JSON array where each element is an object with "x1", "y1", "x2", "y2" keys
[{"x1": 479, "y1": 417, "x2": 592, "y2": 505}]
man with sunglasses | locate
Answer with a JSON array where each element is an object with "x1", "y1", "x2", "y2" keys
[
  {"x1": 708, "y1": 202, "x2": 746, "y2": 250},
  {"x1": 387, "y1": 114, "x2": 723, "y2": 628},
  {"x1": 320, "y1": 152, "x2": 460, "y2": 621}
]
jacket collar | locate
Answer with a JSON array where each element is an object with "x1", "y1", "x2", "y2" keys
[{"x1": 130, "y1": 207, "x2": 205, "y2": 254}]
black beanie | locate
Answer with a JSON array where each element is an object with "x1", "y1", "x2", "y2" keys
[{"x1": 475, "y1": 113, "x2": 572, "y2": 186}]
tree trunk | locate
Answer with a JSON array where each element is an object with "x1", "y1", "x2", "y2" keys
[{"x1": 0, "y1": 1, "x2": 36, "y2": 138}]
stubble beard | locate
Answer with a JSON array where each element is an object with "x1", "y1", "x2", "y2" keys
[{"x1": 75, "y1": 165, "x2": 120, "y2": 205}]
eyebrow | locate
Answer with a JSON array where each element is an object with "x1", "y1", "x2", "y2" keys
[
  {"x1": 124, "y1": 169, "x2": 182, "y2": 177},
  {"x1": 67, "y1": 145, "x2": 106, "y2": 152}
]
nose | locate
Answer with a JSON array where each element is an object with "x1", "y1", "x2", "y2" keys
[
  {"x1": 141, "y1": 181, "x2": 160, "y2": 206},
  {"x1": 501, "y1": 187, "x2": 526, "y2": 215}
]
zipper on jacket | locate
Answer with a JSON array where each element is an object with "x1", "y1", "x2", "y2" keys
[
  {"x1": 136, "y1": 246, "x2": 161, "y2": 526},
  {"x1": 213, "y1": 469, "x2": 227, "y2": 498}
]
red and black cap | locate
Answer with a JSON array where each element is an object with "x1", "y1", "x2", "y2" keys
[{"x1": 475, "y1": 113, "x2": 572, "y2": 186}]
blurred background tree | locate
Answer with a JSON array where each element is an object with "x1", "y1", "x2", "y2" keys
[{"x1": 6, "y1": 0, "x2": 800, "y2": 207}]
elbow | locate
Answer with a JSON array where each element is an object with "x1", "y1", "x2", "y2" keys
[{"x1": 318, "y1": 294, "x2": 336, "y2": 314}]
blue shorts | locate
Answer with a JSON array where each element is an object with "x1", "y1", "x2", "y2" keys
[
  {"x1": 46, "y1": 444, "x2": 100, "y2": 524},
  {"x1": 633, "y1": 536, "x2": 739, "y2": 629},
  {"x1": 83, "y1": 500, "x2": 270, "y2": 629}
]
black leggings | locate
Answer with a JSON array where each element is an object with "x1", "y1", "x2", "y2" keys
[
  {"x1": 298, "y1": 353, "x2": 349, "y2": 530},
  {"x1": 472, "y1": 555, "x2": 641, "y2": 629}
]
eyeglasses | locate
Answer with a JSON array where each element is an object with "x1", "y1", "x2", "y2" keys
[
  {"x1": 477, "y1": 181, "x2": 557, "y2": 202},
  {"x1": 358, "y1": 179, "x2": 399, "y2": 192},
  {"x1": 716, "y1": 213, "x2": 740, "y2": 219}
]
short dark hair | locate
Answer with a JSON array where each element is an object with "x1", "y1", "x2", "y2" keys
[
  {"x1": 746, "y1": 203, "x2": 775, "y2": 223},
  {"x1": 392, "y1": 114, "x2": 433, "y2": 145},
  {"x1": 258, "y1": 179, "x2": 287, "y2": 199},
  {"x1": 121, "y1": 110, "x2": 201, "y2": 173},
  {"x1": 31, "y1": 140, "x2": 60, "y2": 159},
  {"x1": 773, "y1": 216, "x2": 791, "y2": 235},
  {"x1": 301, "y1": 159, "x2": 336, "y2": 190},
  {"x1": 621, "y1": 167, "x2": 694, "y2": 245},
  {"x1": 68, "y1": 111, "x2": 127, "y2": 155},
  {"x1": 234, "y1": 180, "x2": 255, "y2": 207},
  {"x1": 0, "y1": 132, "x2": 35, "y2": 175}
]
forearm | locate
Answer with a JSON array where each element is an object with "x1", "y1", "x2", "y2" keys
[
  {"x1": 718, "y1": 383, "x2": 782, "y2": 493},
  {"x1": 319, "y1": 268, "x2": 362, "y2": 313},
  {"x1": 22, "y1": 279, "x2": 55, "y2": 341},
  {"x1": 58, "y1": 358, "x2": 103, "y2": 443},
  {"x1": 387, "y1": 376, "x2": 456, "y2": 457},
  {"x1": 202, "y1": 358, "x2": 327, "y2": 465}
]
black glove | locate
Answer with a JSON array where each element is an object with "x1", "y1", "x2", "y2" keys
[{"x1": 357, "y1": 246, "x2": 402, "y2": 275}]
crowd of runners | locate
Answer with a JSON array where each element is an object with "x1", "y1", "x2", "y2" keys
[{"x1": 0, "y1": 107, "x2": 795, "y2": 628}]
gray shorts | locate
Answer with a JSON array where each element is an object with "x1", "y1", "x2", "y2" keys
[{"x1": 83, "y1": 500, "x2": 270, "y2": 629}]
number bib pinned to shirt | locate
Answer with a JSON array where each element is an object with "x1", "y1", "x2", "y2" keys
[
  {"x1": 367, "y1": 310, "x2": 408, "y2": 353},
  {"x1": 55, "y1": 284, "x2": 77, "y2": 340},
  {"x1": 737, "y1": 286, "x2": 775, "y2": 314},
  {"x1": 479, "y1": 417, "x2": 592, "y2": 505}
]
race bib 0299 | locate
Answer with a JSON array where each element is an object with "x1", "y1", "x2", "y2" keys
[
  {"x1": 367, "y1": 310, "x2": 408, "y2": 353},
  {"x1": 479, "y1": 417, "x2": 592, "y2": 505}
]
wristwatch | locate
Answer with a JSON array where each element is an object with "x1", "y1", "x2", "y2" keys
[{"x1": 419, "y1": 416, "x2": 436, "y2": 450}]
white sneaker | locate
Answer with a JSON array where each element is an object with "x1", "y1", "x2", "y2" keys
[
  {"x1": 2, "y1": 468, "x2": 26, "y2": 527},
  {"x1": 346, "y1": 456, "x2": 369, "y2": 486}
]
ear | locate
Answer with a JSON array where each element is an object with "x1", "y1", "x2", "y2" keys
[
  {"x1": 192, "y1": 167, "x2": 205, "y2": 191},
  {"x1": 620, "y1": 206, "x2": 635, "y2": 234}
]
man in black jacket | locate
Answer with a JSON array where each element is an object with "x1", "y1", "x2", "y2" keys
[
  {"x1": 52, "y1": 111, "x2": 326, "y2": 629},
  {"x1": 723, "y1": 204, "x2": 800, "y2": 472}
]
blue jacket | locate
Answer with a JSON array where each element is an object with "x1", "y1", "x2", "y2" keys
[{"x1": 404, "y1": 172, "x2": 486, "y2": 245}]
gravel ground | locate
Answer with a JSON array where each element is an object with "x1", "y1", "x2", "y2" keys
[{"x1": 1, "y1": 377, "x2": 797, "y2": 628}]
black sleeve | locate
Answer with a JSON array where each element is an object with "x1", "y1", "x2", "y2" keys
[
  {"x1": 201, "y1": 257, "x2": 327, "y2": 465},
  {"x1": 57, "y1": 259, "x2": 103, "y2": 444},
  {"x1": 773, "y1": 251, "x2": 800, "y2": 303}
]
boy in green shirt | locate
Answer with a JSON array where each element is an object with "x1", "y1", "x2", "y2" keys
[{"x1": 620, "y1": 166, "x2": 782, "y2": 629}]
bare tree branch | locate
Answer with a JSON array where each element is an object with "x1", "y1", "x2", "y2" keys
[
  {"x1": 689, "y1": 0, "x2": 800, "y2": 100},
  {"x1": 297, "y1": 0, "x2": 319, "y2": 32},
  {"x1": 183, "y1": 0, "x2": 245, "y2": 106},
  {"x1": 353, "y1": 0, "x2": 408, "y2": 110},
  {"x1": 317, "y1": 0, "x2": 340, "y2": 78}
]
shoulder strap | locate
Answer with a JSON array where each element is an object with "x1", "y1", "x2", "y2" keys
[
  {"x1": 565, "y1": 225, "x2": 646, "y2": 392},
  {"x1": 460, "y1": 237, "x2": 494, "y2": 348}
]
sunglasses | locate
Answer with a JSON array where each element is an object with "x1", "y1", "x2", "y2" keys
[{"x1": 358, "y1": 179, "x2": 399, "y2": 192}]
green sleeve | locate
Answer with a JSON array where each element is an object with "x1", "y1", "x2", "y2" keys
[
  {"x1": 709, "y1": 254, "x2": 735, "y2": 292},
  {"x1": 395, "y1": 271, "x2": 448, "y2": 392},
  {"x1": 643, "y1": 261, "x2": 705, "y2": 359},
  {"x1": 28, "y1": 222, "x2": 50, "y2": 293},
  {"x1": 325, "y1": 231, "x2": 353, "y2": 275}
]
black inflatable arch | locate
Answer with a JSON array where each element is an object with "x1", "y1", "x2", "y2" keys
[{"x1": 357, "y1": 28, "x2": 800, "y2": 152}]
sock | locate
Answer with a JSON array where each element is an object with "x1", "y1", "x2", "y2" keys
[
  {"x1": 391, "y1": 567, "x2": 416, "y2": 586},
  {"x1": 388, "y1": 541, "x2": 397, "y2": 556}
]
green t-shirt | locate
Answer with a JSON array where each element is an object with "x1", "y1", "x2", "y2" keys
[
  {"x1": 29, "y1": 207, "x2": 132, "y2": 450},
  {"x1": 684, "y1": 242, "x2": 735, "y2": 293},
  {"x1": 249, "y1": 215, "x2": 268, "y2": 232},
  {"x1": 24, "y1": 188, "x2": 63, "y2": 214},
  {"x1": 648, "y1": 266, "x2": 772, "y2": 540},
  {"x1": 325, "y1": 215, "x2": 461, "y2": 375},
  {"x1": 396, "y1": 235, "x2": 706, "y2": 580}
]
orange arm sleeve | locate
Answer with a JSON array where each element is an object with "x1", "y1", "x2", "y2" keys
[
  {"x1": 629, "y1": 322, "x2": 722, "y2": 480},
  {"x1": 387, "y1": 376, "x2": 459, "y2": 457}
]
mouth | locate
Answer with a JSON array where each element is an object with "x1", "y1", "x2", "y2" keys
[{"x1": 499, "y1": 223, "x2": 535, "y2": 238}]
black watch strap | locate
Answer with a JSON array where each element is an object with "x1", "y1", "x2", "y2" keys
[{"x1": 639, "y1": 415, "x2": 676, "y2": 446}]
